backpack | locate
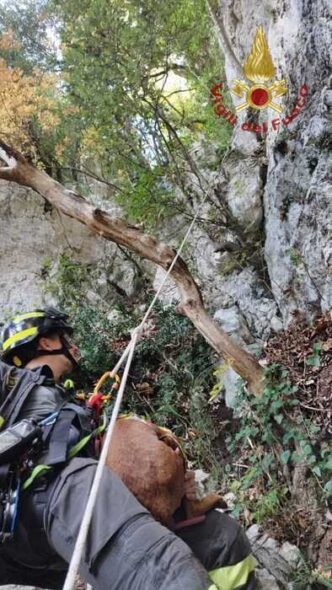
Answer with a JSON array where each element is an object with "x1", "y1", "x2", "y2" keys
[
  {"x1": 0, "y1": 361, "x2": 95, "y2": 471},
  {"x1": 0, "y1": 361, "x2": 49, "y2": 429}
]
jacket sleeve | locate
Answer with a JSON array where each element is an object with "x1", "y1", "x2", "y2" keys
[{"x1": 176, "y1": 509, "x2": 258, "y2": 589}]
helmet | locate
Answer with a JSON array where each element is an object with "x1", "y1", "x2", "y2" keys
[{"x1": 1, "y1": 307, "x2": 73, "y2": 366}]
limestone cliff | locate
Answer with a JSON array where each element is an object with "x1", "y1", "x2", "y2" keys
[{"x1": 220, "y1": 0, "x2": 331, "y2": 325}]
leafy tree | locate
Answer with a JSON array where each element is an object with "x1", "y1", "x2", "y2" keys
[
  {"x1": 0, "y1": 32, "x2": 57, "y2": 152},
  {"x1": 0, "y1": 0, "x2": 232, "y2": 223},
  {"x1": 47, "y1": 0, "x2": 231, "y2": 223},
  {"x1": 0, "y1": 0, "x2": 56, "y2": 72}
]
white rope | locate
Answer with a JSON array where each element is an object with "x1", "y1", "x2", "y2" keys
[
  {"x1": 139, "y1": 196, "x2": 207, "y2": 329},
  {"x1": 62, "y1": 188, "x2": 210, "y2": 590},
  {"x1": 62, "y1": 331, "x2": 138, "y2": 590}
]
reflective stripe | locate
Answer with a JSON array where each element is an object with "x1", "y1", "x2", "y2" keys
[
  {"x1": 12, "y1": 311, "x2": 45, "y2": 322},
  {"x1": 3, "y1": 327, "x2": 38, "y2": 350},
  {"x1": 23, "y1": 422, "x2": 105, "y2": 490},
  {"x1": 12, "y1": 355, "x2": 23, "y2": 367},
  {"x1": 68, "y1": 419, "x2": 106, "y2": 459},
  {"x1": 23, "y1": 464, "x2": 52, "y2": 490},
  {"x1": 209, "y1": 554, "x2": 256, "y2": 590}
]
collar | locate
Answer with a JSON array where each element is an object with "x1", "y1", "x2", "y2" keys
[{"x1": 30, "y1": 364, "x2": 55, "y2": 384}]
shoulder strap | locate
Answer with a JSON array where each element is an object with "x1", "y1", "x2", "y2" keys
[
  {"x1": 3, "y1": 367, "x2": 16, "y2": 397},
  {"x1": 27, "y1": 403, "x2": 94, "y2": 474},
  {"x1": 42, "y1": 408, "x2": 78, "y2": 466},
  {"x1": 0, "y1": 370, "x2": 47, "y2": 428},
  {"x1": 63, "y1": 401, "x2": 92, "y2": 432},
  {"x1": 0, "y1": 366, "x2": 16, "y2": 428},
  {"x1": 23, "y1": 404, "x2": 98, "y2": 490}
]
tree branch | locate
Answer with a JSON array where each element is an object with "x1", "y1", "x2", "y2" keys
[
  {"x1": 205, "y1": 0, "x2": 243, "y2": 75},
  {"x1": 0, "y1": 140, "x2": 264, "y2": 394}
]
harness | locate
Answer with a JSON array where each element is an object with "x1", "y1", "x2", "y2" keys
[{"x1": 0, "y1": 364, "x2": 97, "y2": 543}]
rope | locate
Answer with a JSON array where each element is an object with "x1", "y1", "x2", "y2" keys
[
  {"x1": 62, "y1": 188, "x2": 210, "y2": 590},
  {"x1": 139, "y1": 193, "x2": 208, "y2": 329},
  {"x1": 62, "y1": 331, "x2": 138, "y2": 590}
]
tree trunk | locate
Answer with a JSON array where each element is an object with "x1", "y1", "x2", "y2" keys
[{"x1": 0, "y1": 142, "x2": 264, "y2": 394}]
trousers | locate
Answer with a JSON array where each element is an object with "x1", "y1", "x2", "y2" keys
[{"x1": 0, "y1": 458, "x2": 256, "y2": 589}]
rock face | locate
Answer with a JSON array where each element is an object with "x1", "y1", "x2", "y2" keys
[
  {"x1": 220, "y1": 0, "x2": 332, "y2": 326},
  {"x1": 0, "y1": 180, "x2": 140, "y2": 318},
  {"x1": 154, "y1": 2, "x2": 331, "y2": 354},
  {"x1": 247, "y1": 525, "x2": 304, "y2": 589}
]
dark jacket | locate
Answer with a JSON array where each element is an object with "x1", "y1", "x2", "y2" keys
[
  {"x1": 0, "y1": 360, "x2": 95, "y2": 476},
  {"x1": 0, "y1": 361, "x2": 66, "y2": 424},
  {"x1": 0, "y1": 361, "x2": 96, "y2": 587}
]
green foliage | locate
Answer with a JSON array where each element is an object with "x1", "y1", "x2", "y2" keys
[
  {"x1": 2, "y1": 0, "x2": 233, "y2": 224},
  {"x1": 78, "y1": 302, "x2": 222, "y2": 478},
  {"x1": 44, "y1": 255, "x2": 222, "y2": 476},
  {"x1": 290, "y1": 559, "x2": 332, "y2": 589},
  {"x1": 71, "y1": 304, "x2": 137, "y2": 379},
  {"x1": 45, "y1": 253, "x2": 91, "y2": 307},
  {"x1": 117, "y1": 167, "x2": 175, "y2": 225},
  {"x1": 44, "y1": 0, "x2": 231, "y2": 223},
  {"x1": 305, "y1": 342, "x2": 322, "y2": 367},
  {"x1": 221, "y1": 363, "x2": 332, "y2": 524},
  {"x1": 231, "y1": 481, "x2": 288, "y2": 524},
  {"x1": 286, "y1": 247, "x2": 303, "y2": 267},
  {"x1": 0, "y1": 0, "x2": 55, "y2": 72}
]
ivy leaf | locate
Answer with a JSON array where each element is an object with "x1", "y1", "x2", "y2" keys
[
  {"x1": 305, "y1": 354, "x2": 321, "y2": 367},
  {"x1": 280, "y1": 450, "x2": 291, "y2": 465},
  {"x1": 301, "y1": 443, "x2": 313, "y2": 456},
  {"x1": 271, "y1": 400, "x2": 283, "y2": 413},
  {"x1": 324, "y1": 457, "x2": 332, "y2": 471},
  {"x1": 305, "y1": 344, "x2": 322, "y2": 367},
  {"x1": 324, "y1": 480, "x2": 332, "y2": 495},
  {"x1": 274, "y1": 413, "x2": 284, "y2": 424}
]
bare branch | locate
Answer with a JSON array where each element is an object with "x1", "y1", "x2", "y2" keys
[
  {"x1": 205, "y1": 0, "x2": 243, "y2": 75},
  {"x1": 0, "y1": 141, "x2": 264, "y2": 394}
]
